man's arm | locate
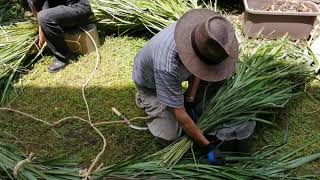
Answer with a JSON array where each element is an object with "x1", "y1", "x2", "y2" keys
[
  {"x1": 27, "y1": 0, "x2": 49, "y2": 17},
  {"x1": 27, "y1": 0, "x2": 47, "y2": 48},
  {"x1": 28, "y1": 1, "x2": 38, "y2": 18},
  {"x1": 172, "y1": 107, "x2": 209, "y2": 146},
  {"x1": 153, "y1": 69, "x2": 209, "y2": 146},
  {"x1": 172, "y1": 107, "x2": 226, "y2": 165},
  {"x1": 38, "y1": 26, "x2": 46, "y2": 48}
]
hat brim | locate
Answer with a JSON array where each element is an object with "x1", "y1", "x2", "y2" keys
[{"x1": 175, "y1": 9, "x2": 239, "y2": 82}]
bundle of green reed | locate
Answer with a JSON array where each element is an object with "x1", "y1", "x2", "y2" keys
[
  {"x1": 0, "y1": 140, "x2": 80, "y2": 179},
  {"x1": 156, "y1": 38, "x2": 312, "y2": 166},
  {"x1": 91, "y1": 0, "x2": 211, "y2": 34},
  {"x1": 0, "y1": 136, "x2": 318, "y2": 179},
  {"x1": 0, "y1": 22, "x2": 37, "y2": 105},
  {"x1": 94, "y1": 140, "x2": 320, "y2": 179}
]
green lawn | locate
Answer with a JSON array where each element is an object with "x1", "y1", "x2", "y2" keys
[
  {"x1": 0, "y1": 36, "x2": 319, "y2": 174},
  {"x1": 0, "y1": 37, "x2": 160, "y2": 166}
]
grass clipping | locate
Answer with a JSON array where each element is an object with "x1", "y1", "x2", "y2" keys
[
  {"x1": 94, "y1": 140, "x2": 320, "y2": 179},
  {"x1": 91, "y1": 0, "x2": 211, "y2": 34},
  {"x1": 0, "y1": 22, "x2": 37, "y2": 105},
  {"x1": 156, "y1": 38, "x2": 312, "y2": 166},
  {"x1": 0, "y1": 140, "x2": 80, "y2": 180},
  {"x1": 1, "y1": 138, "x2": 319, "y2": 179}
]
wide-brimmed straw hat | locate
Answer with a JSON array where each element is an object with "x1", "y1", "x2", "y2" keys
[{"x1": 175, "y1": 9, "x2": 239, "y2": 82}]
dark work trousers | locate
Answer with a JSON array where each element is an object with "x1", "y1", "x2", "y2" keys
[
  {"x1": 28, "y1": 1, "x2": 92, "y2": 62},
  {"x1": 186, "y1": 81, "x2": 253, "y2": 154}
]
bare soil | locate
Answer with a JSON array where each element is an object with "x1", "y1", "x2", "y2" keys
[{"x1": 263, "y1": 0, "x2": 313, "y2": 12}]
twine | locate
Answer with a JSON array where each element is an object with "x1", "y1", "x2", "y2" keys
[
  {"x1": 13, "y1": 153, "x2": 35, "y2": 178},
  {"x1": 65, "y1": 34, "x2": 82, "y2": 53},
  {"x1": 75, "y1": 26, "x2": 102, "y2": 180}
]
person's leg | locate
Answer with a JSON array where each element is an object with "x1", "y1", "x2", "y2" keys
[
  {"x1": 205, "y1": 136, "x2": 251, "y2": 155},
  {"x1": 207, "y1": 121, "x2": 256, "y2": 141},
  {"x1": 37, "y1": 5, "x2": 91, "y2": 72},
  {"x1": 235, "y1": 137, "x2": 251, "y2": 153},
  {"x1": 205, "y1": 122, "x2": 254, "y2": 154},
  {"x1": 136, "y1": 86, "x2": 182, "y2": 146}
]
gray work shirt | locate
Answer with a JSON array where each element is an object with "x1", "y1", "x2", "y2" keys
[{"x1": 132, "y1": 23, "x2": 191, "y2": 108}]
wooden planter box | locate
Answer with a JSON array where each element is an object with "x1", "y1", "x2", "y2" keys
[
  {"x1": 242, "y1": 0, "x2": 320, "y2": 40},
  {"x1": 64, "y1": 24, "x2": 100, "y2": 54}
]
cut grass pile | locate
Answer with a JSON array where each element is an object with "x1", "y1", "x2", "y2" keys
[
  {"x1": 91, "y1": 0, "x2": 209, "y2": 34},
  {"x1": 94, "y1": 140, "x2": 320, "y2": 179},
  {"x1": 0, "y1": 22, "x2": 37, "y2": 105},
  {"x1": 0, "y1": 140, "x2": 80, "y2": 179}
]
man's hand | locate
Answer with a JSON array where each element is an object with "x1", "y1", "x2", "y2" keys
[
  {"x1": 38, "y1": 26, "x2": 46, "y2": 49},
  {"x1": 207, "y1": 143, "x2": 225, "y2": 165},
  {"x1": 172, "y1": 107, "x2": 209, "y2": 147}
]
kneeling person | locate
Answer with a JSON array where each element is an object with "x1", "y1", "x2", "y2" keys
[{"x1": 132, "y1": 9, "x2": 255, "y2": 163}]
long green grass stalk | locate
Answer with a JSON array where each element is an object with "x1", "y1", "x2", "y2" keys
[
  {"x1": 91, "y1": 0, "x2": 209, "y2": 34},
  {"x1": 0, "y1": 22, "x2": 37, "y2": 105},
  {"x1": 94, "y1": 141, "x2": 320, "y2": 179},
  {"x1": 0, "y1": 134, "x2": 318, "y2": 179},
  {"x1": 156, "y1": 38, "x2": 312, "y2": 166},
  {"x1": 0, "y1": 140, "x2": 80, "y2": 179}
]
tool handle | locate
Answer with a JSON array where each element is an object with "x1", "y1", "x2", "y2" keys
[
  {"x1": 112, "y1": 107, "x2": 148, "y2": 131},
  {"x1": 112, "y1": 107, "x2": 122, "y2": 117}
]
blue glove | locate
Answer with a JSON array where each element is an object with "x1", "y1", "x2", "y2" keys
[{"x1": 207, "y1": 143, "x2": 225, "y2": 165}]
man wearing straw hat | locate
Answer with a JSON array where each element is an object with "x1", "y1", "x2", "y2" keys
[
  {"x1": 27, "y1": 0, "x2": 92, "y2": 73},
  {"x1": 133, "y1": 9, "x2": 255, "y2": 165}
]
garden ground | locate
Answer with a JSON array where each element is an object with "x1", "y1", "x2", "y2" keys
[
  {"x1": 0, "y1": 36, "x2": 319, "y2": 174},
  {"x1": 0, "y1": 0, "x2": 319, "y2": 175}
]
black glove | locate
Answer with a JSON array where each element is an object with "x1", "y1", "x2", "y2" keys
[{"x1": 207, "y1": 143, "x2": 225, "y2": 165}]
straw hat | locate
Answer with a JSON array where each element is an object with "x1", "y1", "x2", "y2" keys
[{"x1": 175, "y1": 9, "x2": 239, "y2": 82}]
